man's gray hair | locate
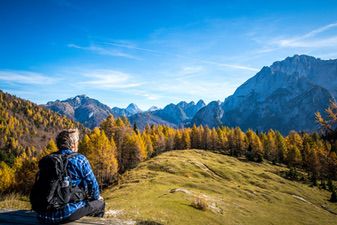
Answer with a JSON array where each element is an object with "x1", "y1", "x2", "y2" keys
[{"x1": 56, "y1": 128, "x2": 79, "y2": 150}]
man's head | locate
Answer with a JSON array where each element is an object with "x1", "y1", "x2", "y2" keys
[{"x1": 56, "y1": 128, "x2": 80, "y2": 152}]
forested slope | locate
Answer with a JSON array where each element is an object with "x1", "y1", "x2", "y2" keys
[{"x1": 0, "y1": 90, "x2": 85, "y2": 192}]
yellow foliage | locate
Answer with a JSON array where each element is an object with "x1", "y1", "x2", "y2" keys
[
  {"x1": 121, "y1": 132, "x2": 147, "y2": 171},
  {"x1": 13, "y1": 153, "x2": 38, "y2": 193},
  {"x1": 79, "y1": 128, "x2": 118, "y2": 185},
  {"x1": 0, "y1": 162, "x2": 15, "y2": 192}
]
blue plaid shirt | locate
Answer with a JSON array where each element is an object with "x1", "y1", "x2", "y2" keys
[{"x1": 37, "y1": 149, "x2": 100, "y2": 224}]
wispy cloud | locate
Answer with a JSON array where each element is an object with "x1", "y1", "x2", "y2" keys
[
  {"x1": 295, "y1": 22, "x2": 337, "y2": 39},
  {"x1": 68, "y1": 44, "x2": 141, "y2": 60},
  {"x1": 103, "y1": 41, "x2": 259, "y2": 72},
  {"x1": 199, "y1": 60, "x2": 259, "y2": 72},
  {"x1": 0, "y1": 70, "x2": 56, "y2": 85},
  {"x1": 143, "y1": 93, "x2": 160, "y2": 100},
  {"x1": 104, "y1": 41, "x2": 161, "y2": 54},
  {"x1": 277, "y1": 36, "x2": 337, "y2": 48},
  {"x1": 78, "y1": 69, "x2": 143, "y2": 89},
  {"x1": 132, "y1": 90, "x2": 162, "y2": 100},
  {"x1": 170, "y1": 66, "x2": 205, "y2": 80},
  {"x1": 273, "y1": 22, "x2": 337, "y2": 48},
  {"x1": 180, "y1": 66, "x2": 204, "y2": 75}
]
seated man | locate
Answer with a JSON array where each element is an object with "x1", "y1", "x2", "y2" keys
[{"x1": 31, "y1": 129, "x2": 105, "y2": 224}]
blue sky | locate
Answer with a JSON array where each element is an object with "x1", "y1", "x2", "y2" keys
[{"x1": 1, "y1": 0, "x2": 337, "y2": 110}]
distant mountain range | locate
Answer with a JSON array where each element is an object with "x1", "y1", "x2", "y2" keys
[
  {"x1": 111, "y1": 103, "x2": 143, "y2": 118},
  {"x1": 129, "y1": 100, "x2": 206, "y2": 129},
  {"x1": 44, "y1": 55, "x2": 336, "y2": 134},
  {"x1": 44, "y1": 95, "x2": 205, "y2": 129}
]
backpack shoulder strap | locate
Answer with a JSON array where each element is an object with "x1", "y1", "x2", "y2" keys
[
  {"x1": 62, "y1": 153, "x2": 79, "y2": 172},
  {"x1": 57, "y1": 152, "x2": 78, "y2": 159},
  {"x1": 65, "y1": 152, "x2": 79, "y2": 159}
]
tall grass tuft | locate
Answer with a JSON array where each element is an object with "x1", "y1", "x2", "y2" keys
[{"x1": 0, "y1": 193, "x2": 30, "y2": 210}]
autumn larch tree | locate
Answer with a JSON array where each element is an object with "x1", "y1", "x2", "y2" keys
[
  {"x1": 316, "y1": 100, "x2": 337, "y2": 153},
  {"x1": 79, "y1": 128, "x2": 119, "y2": 186},
  {"x1": 121, "y1": 132, "x2": 147, "y2": 171}
]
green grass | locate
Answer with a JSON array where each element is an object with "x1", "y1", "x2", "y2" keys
[
  {"x1": 103, "y1": 149, "x2": 337, "y2": 225},
  {"x1": 1, "y1": 149, "x2": 336, "y2": 224}
]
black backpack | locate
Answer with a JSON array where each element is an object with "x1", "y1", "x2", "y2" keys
[{"x1": 30, "y1": 152, "x2": 85, "y2": 212}]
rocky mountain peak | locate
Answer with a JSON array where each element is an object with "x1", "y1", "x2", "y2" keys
[
  {"x1": 196, "y1": 99, "x2": 206, "y2": 108},
  {"x1": 72, "y1": 94, "x2": 87, "y2": 105},
  {"x1": 194, "y1": 55, "x2": 335, "y2": 134},
  {"x1": 126, "y1": 103, "x2": 142, "y2": 114},
  {"x1": 177, "y1": 101, "x2": 189, "y2": 109},
  {"x1": 270, "y1": 54, "x2": 319, "y2": 77},
  {"x1": 147, "y1": 106, "x2": 160, "y2": 112}
]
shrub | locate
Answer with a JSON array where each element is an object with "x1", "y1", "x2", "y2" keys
[
  {"x1": 284, "y1": 167, "x2": 303, "y2": 181},
  {"x1": 191, "y1": 197, "x2": 208, "y2": 211}
]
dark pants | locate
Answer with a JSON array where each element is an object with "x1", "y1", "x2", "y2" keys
[{"x1": 61, "y1": 199, "x2": 105, "y2": 224}]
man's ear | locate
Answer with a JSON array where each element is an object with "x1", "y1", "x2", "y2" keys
[{"x1": 72, "y1": 142, "x2": 79, "y2": 152}]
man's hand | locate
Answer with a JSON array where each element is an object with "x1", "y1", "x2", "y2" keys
[{"x1": 98, "y1": 195, "x2": 104, "y2": 201}]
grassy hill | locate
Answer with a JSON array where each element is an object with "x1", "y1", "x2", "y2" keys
[
  {"x1": 103, "y1": 150, "x2": 337, "y2": 225},
  {"x1": 1, "y1": 149, "x2": 336, "y2": 224}
]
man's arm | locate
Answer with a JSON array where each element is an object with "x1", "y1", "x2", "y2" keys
[{"x1": 80, "y1": 157, "x2": 100, "y2": 200}]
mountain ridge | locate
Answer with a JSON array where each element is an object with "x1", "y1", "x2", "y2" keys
[
  {"x1": 44, "y1": 55, "x2": 335, "y2": 133},
  {"x1": 45, "y1": 95, "x2": 113, "y2": 129},
  {"x1": 45, "y1": 95, "x2": 206, "y2": 129},
  {"x1": 193, "y1": 54, "x2": 336, "y2": 134}
]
